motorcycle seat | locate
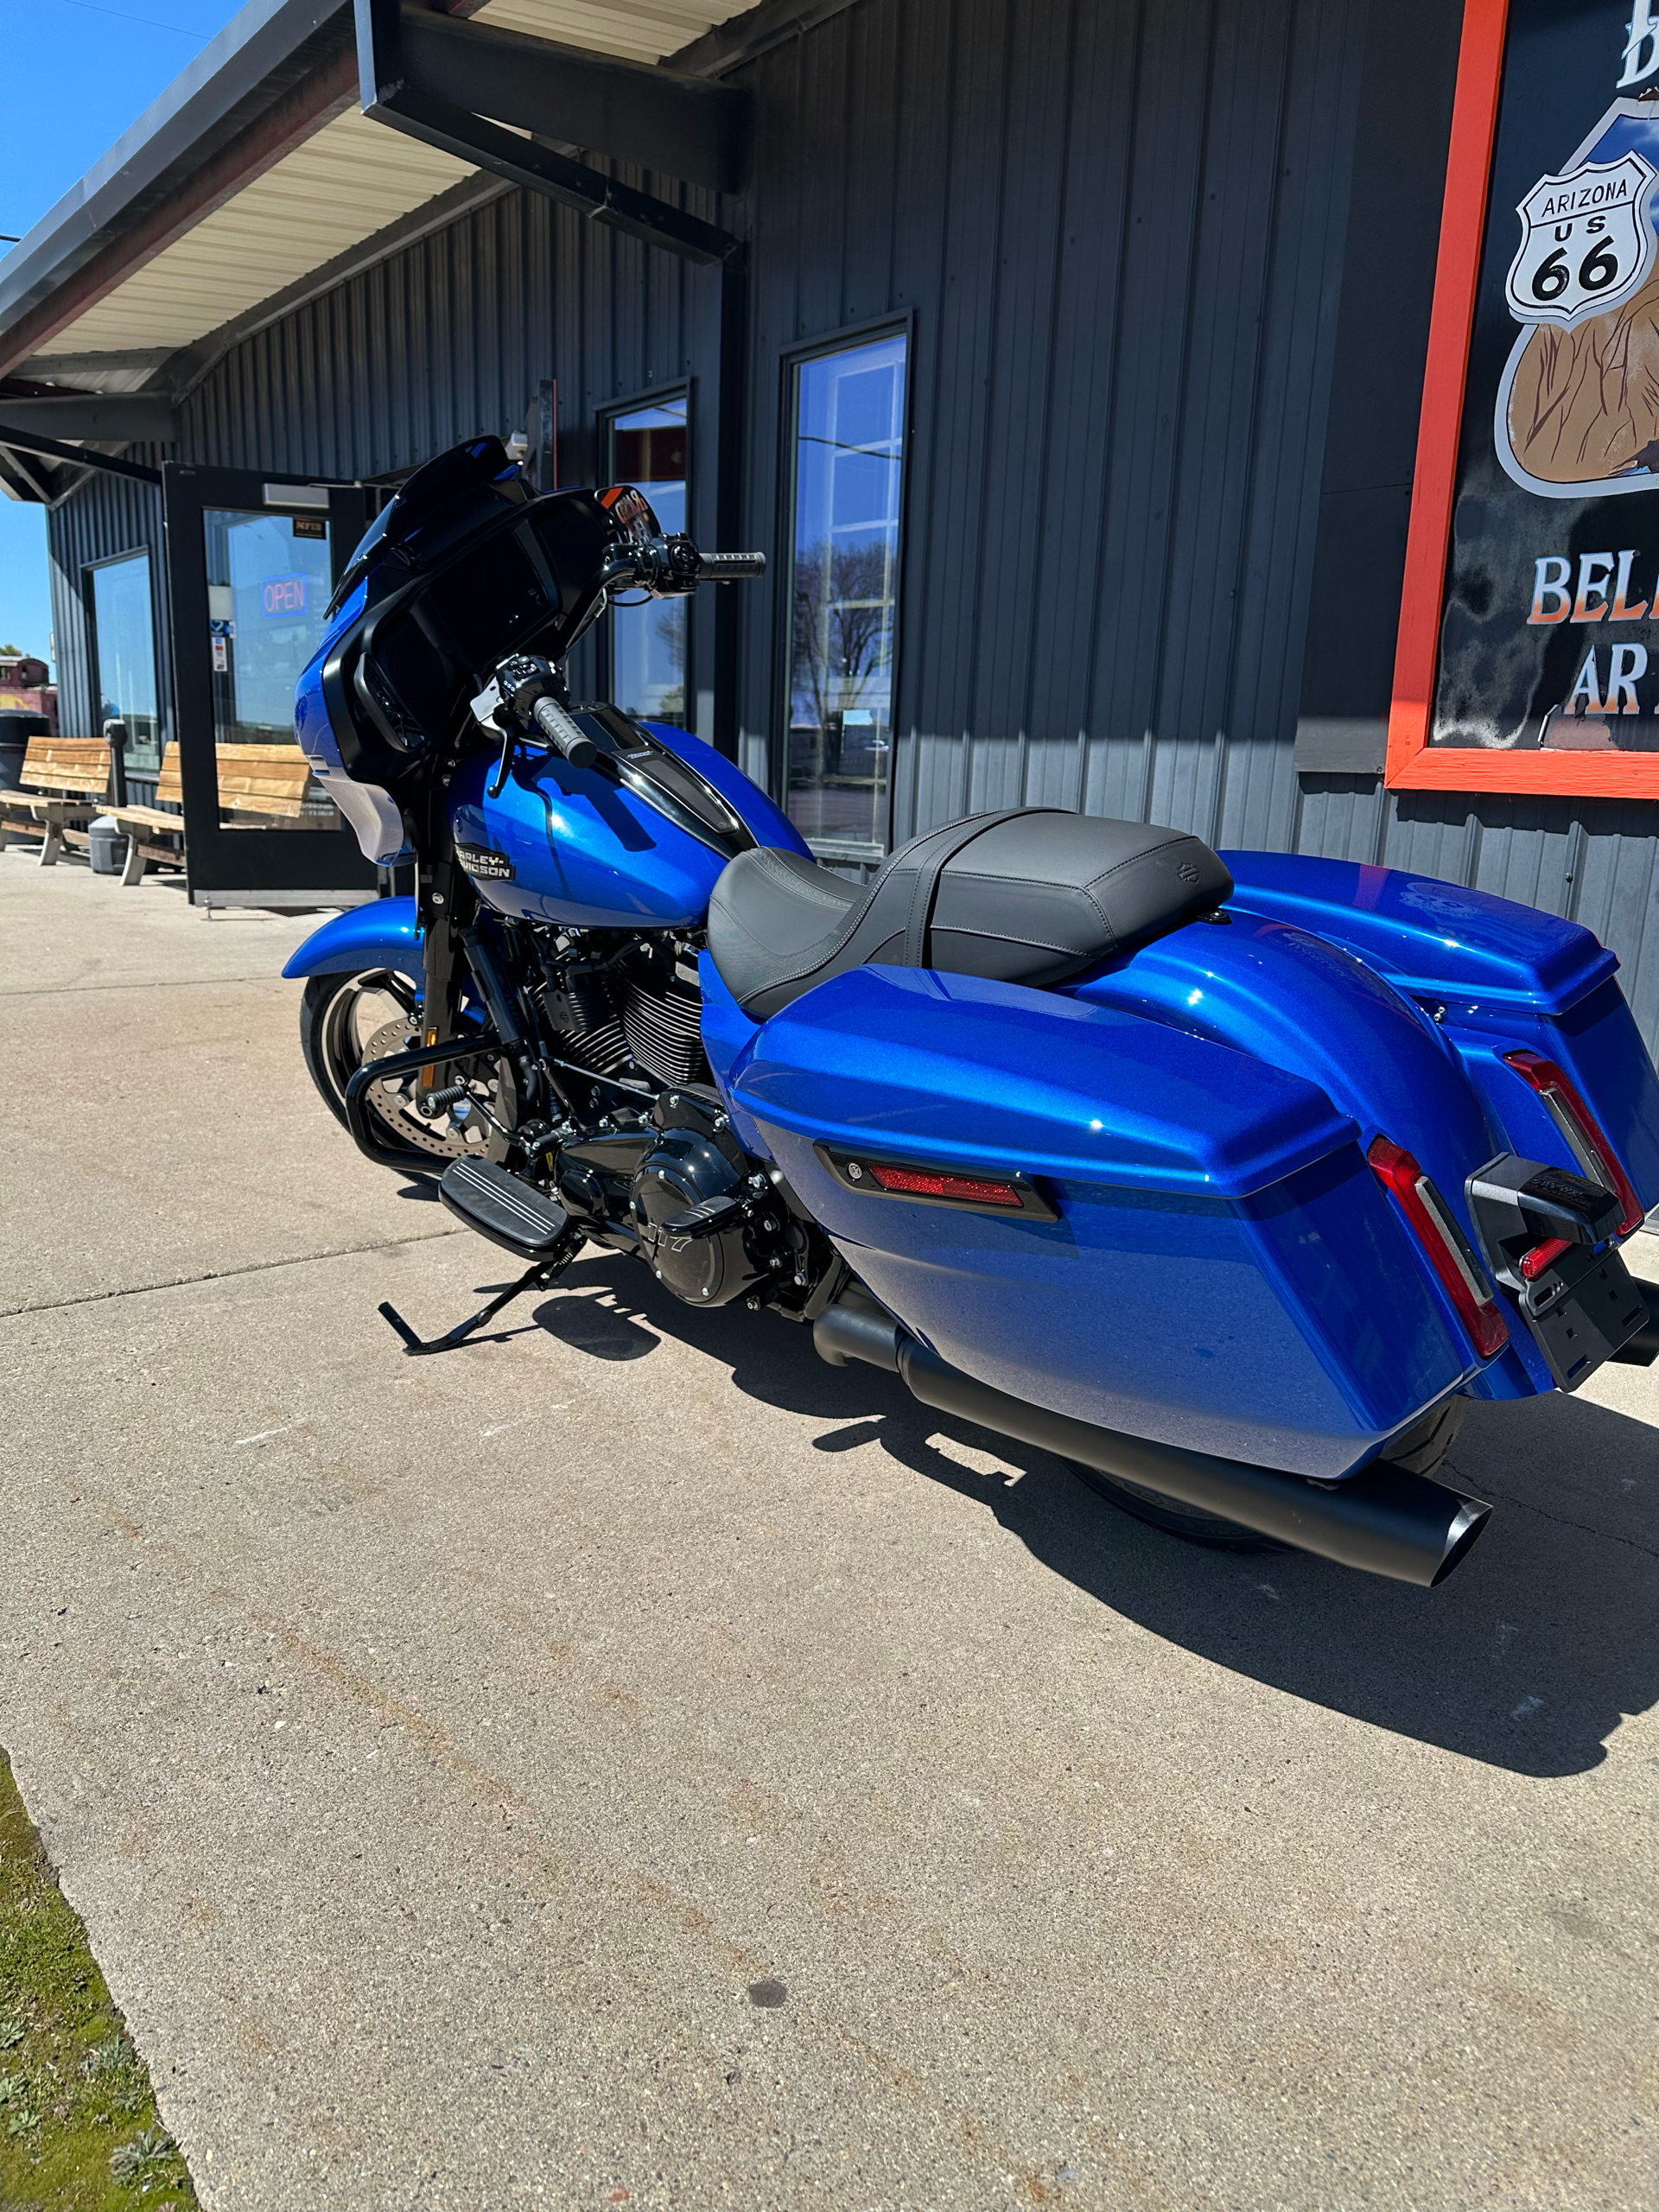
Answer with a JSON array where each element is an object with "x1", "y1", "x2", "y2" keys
[{"x1": 707, "y1": 806, "x2": 1234, "y2": 1019}]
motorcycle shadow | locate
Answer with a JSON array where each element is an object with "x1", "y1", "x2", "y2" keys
[{"x1": 532, "y1": 1257, "x2": 1659, "y2": 1777}]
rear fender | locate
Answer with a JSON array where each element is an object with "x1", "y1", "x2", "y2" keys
[{"x1": 281, "y1": 895, "x2": 420, "y2": 986}]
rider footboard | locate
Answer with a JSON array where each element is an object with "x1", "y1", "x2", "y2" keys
[{"x1": 723, "y1": 964, "x2": 1477, "y2": 1481}]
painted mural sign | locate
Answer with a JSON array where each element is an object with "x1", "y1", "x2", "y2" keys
[{"x1": 1389, "y1": 0, "x2": 1659, "y2": 795}]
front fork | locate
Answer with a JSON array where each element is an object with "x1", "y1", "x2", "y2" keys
[{"x1": 417, "y1": 855, "x2": 467, "y2": 1088}]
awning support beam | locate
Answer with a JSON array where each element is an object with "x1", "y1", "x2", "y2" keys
[
  {"x1": 0, "y1": 423, "x2": 162, "y2": 484},
  {"x1": 355, "y1": 0, "x2": 745, "y2": 267},
  {"x1": 399, "y1": 10, "x2": 751, "y2": 195}
]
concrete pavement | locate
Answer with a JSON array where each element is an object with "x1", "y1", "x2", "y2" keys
[{"x1": 2, "y1": 849, "x2": 1656, "y2": 2211}]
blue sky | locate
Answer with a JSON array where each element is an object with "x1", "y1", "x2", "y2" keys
[{"x1": 1, "y1": 0, "x2": 243, "y2": 664}]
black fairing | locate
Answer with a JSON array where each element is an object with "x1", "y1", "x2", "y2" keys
[{"x1": 321, "y1": 445, "x2": 619, "y2": 789}]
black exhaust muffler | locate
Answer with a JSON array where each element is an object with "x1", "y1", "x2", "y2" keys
[{"x1": 815, "y1": 1295, "x2": 1490, "y2": 1587}]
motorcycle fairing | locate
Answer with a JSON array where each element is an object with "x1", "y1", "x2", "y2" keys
[{"x1": 721, "y1": 963, "x2": 1474, "y2": 1478}]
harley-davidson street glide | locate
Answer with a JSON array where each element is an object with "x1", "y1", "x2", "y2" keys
[{"x1": 284, "y1": 435, "x2": 1659, "y2": 1588}]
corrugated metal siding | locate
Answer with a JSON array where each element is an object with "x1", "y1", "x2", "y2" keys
[
  {"x1": 45, "y1": 445, "x2": 173, "y2": 769},
  {"x1": 180, "y1": 178, "x2": 712, "y2": 483},
  {"x1": 734, "y1": 0, "x2": 1370, "y2": 852}
]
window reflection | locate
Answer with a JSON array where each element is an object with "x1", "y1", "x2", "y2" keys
[
  {"x1": 609, "y1": 398, "x2": 688, "y2": 726},
  {"x1": 786, "y1": 333, "x2": 906, "y2": 858},
  {"x1": 88, "y1": 553, "x2": 161, "y2": 773},
  {"x1": 204, "y1": 508, "x2": 340, "y2": 829}
]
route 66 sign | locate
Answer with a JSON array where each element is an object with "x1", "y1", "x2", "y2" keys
[{"x1": 1504, "y1": 149, "x2": 1659, "y2": 326}]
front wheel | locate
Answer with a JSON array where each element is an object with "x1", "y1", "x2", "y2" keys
[{"x1": 298, "y1": 967, "x2": 503, "y2": 1166}]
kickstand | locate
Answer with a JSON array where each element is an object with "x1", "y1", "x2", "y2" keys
[{"x1": 378, "y1": 1254, "x2": 568, "y2": 1357}]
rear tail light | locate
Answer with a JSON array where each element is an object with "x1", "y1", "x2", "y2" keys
[
  {"x1": 1368, "y1": 1136, "x2": 1511, "y2": 1359},
  {"x1": 1502, "y1": 1050, "x2": 1643, "y2": 1236}
]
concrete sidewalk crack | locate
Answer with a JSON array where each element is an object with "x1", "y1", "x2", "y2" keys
[
  {"x1": 0, "y1": 974, "x2": 294, "y2": 1000},
  {"x1": 0, "y1": 1226, "x2": 465, "y2": 1320},
  {"x1": 1459, "y1": 1474, "x2": 1659, "y2": 1560}
]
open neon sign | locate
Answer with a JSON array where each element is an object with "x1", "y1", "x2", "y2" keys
[{"x1": 261, "y1": 573, "x2": 307, "y2": 619}]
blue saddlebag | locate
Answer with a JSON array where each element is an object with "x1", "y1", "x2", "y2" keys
[{"x1": 722, "y1": 964, "x2": 1475, "y2": 1480}]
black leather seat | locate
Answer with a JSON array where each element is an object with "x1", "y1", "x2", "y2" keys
[{"x1": 708, "y1": 807, "x2": 1234, "y2": 1019}]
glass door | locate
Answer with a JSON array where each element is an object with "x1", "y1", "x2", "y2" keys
[{"x1": 162, "y1": 463, "x2": 375, "y2": 905}]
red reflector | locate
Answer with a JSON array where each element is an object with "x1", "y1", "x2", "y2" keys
[
  {"x1": 1502, "y1": 1050, "x2": 1643, "y2": 1236},
  {"x1": 1368, "y1": 1136, "x2": 1510, "y2": 1359},
  {"x1": 1519, "y1": 1235, "x2": 1574, "y2": 1282},
  {"x1": 866, "y1": 1162, "x2": 1026, "y2": 1207}
]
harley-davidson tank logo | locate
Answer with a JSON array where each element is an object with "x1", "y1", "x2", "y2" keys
[{"x1": 455, "y1": 842, "x2": 515, "y2": 880}]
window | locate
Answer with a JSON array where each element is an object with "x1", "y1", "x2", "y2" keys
[
  {"x1": 203, "y1": 506, "x2": 340, "y2": 829},
  {"x1": 785, "y1": 329, "x2": 906, "y2": 859},
  {"x1": 87, "y1": 551, "x2": 161, "y2": 773},
  {"x1": 607, "y1": 396, "x2": 688, "y2": 725}
]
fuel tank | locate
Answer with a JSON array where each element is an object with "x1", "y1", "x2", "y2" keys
[{"x1": 448, "y1": 714, "x2": 807, "y2": 928}]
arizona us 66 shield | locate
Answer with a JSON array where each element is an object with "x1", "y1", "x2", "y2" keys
[{"x1": 1504, "y1": 149, "x2": 1658, "y2": 326}]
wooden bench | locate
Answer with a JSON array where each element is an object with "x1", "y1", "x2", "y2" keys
[
  {"x1": 0, "y1": 736, "x2": 111, "y2": 864},
  {"x1": 103, "y1": 748, "x2": 187, "y2": 886},
  {"x1": 105, "y1": 742, "x2": 319, "y2": 886}
]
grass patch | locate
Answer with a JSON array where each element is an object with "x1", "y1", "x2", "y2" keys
[{"x1": 0, "y1": 1747, "x2": 198, "y2": 2210}]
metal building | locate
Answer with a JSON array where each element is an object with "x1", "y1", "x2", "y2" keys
[{"x1": 3, "y1": 1, "x2": 1652, "y2": 1036}]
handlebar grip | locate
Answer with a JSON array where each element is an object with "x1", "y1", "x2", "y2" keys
[
  {"x1": 531, "y1": 694, "x2": 598, "y2": 770},
  {"x1": 695, "y1": 550, "x2": 767, "y2": 580}
]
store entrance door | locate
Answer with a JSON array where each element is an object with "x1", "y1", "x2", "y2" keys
[{"x1": 162, "y1": 463, "x2": 376, "y2": 907}]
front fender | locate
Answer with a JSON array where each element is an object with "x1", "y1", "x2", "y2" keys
[{"x1": 281, "y1": 896, "x2": 420, "y2": 984}]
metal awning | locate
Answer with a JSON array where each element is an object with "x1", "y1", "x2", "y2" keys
[{"x1": 0, "y1": 0, "x2": 753, "y2": 431}]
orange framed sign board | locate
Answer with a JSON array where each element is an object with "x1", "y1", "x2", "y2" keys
[{"x1": 1389, "y1": 0, "x2": 1659, "y2": 796}]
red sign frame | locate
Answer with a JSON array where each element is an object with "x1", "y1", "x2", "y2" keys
[{"x1": 1385, "y1": 0, "x2": 1659, "y2": 797}]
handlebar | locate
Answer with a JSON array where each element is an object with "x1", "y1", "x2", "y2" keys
[
  {"x1": 601, "y1": 536, "x2": 767, "y2": 594},
  {"x1": 531, "y1": 694, "x2": 598, "y2": 771},
  {"x1": 694, "y1": 550, "x2": 767, "y2": 580}
]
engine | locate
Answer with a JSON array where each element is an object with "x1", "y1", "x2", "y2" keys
[
  {"x1": 555, "y1": 1090, "x2": 826, "y2": 1309},
  {"x1": 534, "y1": 933, "x2": 707, "y2": 1090}
]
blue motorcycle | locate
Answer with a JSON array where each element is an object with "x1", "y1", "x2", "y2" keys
[{"x1": 286, "y1": 435, "x2": 1659, "y2": 1590}]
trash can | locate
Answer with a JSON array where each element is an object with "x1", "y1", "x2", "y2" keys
[
  {"x1": 0, "y1": 710, "x2": 48, "y2": 851},
  {"x1": 0, "y1": 709, "x2": 46, "y2": 790},
  {"x1": 89, "y1": 815, "x2": 130, "y2": 875}
]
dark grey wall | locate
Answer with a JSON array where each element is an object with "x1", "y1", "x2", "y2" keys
[
  {"x1": 43, "y1": 0, "x2": 1659, "y2": 1048},
  {"x1": 733, "y1": 0, "x2": 1372, "y2": 853}
]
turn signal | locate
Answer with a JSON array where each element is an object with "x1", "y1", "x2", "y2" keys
[
  {"x1": 1368, "y1": 1136, "x2": 1510, "y2": 1359},
  {"x1": 1502, "y1": 1050, "x2": 1644, "y2": 1236},
  {"x1": 866, "y1": 1163, "x2": 1025, "y2": 1207}
]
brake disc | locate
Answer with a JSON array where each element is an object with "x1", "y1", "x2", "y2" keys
[{"x1": 360, "y1": 1016, "x2": 500, "y2": 1159}]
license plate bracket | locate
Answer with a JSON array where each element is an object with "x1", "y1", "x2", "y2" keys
[{"x1": 1522, "y1": 1245, "x2": 1649, "y2": 1390}]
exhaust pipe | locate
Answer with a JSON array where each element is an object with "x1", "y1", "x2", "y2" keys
[{"x1": 815, "y1": 1295, "x2": 1490, "y2": 1588}]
